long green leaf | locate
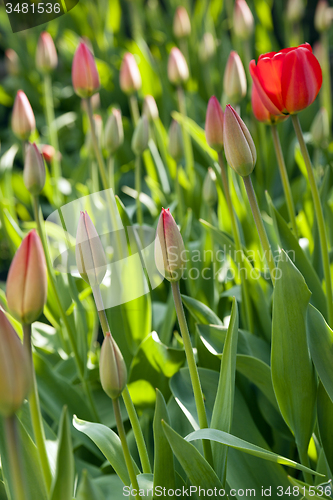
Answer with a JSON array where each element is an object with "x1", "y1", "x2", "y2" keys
[
  {"x1": 181, "y1": 294, "x2": 222, "y2": 325},
  {"x1": 50, "y1": 406, "x2": 74, "y2": 500},
  {"x1": 317, "y1": 383, "x2": 333, "y2": 476},
  {"x1": 76, "y1": 470, "x2": 105, "y2": 500}
]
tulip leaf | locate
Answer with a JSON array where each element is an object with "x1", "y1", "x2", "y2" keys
[
  {"x1": 181, "y1": 294, "x2": 222, "y2": 325},
  {"x1": 271, "y1": 251, "x2": 317, "y2": 452},
  {"x1": 185, "y1": 429, "x2": 321, "y2": 477},
  {"x1": 210, "y1": 297, "x2": 238, "y2": 481},
  {"x1": 76, "y1": 470, "x2": 105, "y2": 500},
  {"x1": 317, "y1": 383, "x2": 333, "y2": 476},
  {"x1": 50, "y1": 406, "x2": 74, "y2": 500}
]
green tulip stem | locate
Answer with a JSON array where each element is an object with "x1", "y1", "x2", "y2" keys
[
  {"x1": 43, "y1": 73, "x2": 61, "y2": 205},
  {"x1": 5, "y1": 415, "x2": 28, "y2": 500},
  {"x1": 94, "y1": 288, "x2": 151, "y2": 474},
  {"x1": 171, "y1": 281, "x2": 214, "y2": 467},
  {"x1": 243, "y1": 175, "x2": 276, "y2": 286},
  {"x1": 218, "y1": 153, "x2": 253, "y2": 332},
  {"x1": 135, "y1": 155, "x2": 143, "y2": 228},
  {"x1": 271, "y1": 124, "x2": 298, "y2": 236},
  {"x1": 298, "y1": 446, "x2": 313, "y2": 485},
  {"x1": 23, "y1": 324, "x2": 52, "y2": 491},
  {"x1": 175, "y1": 162, "x2": 184, "y2": 222},
  {"x1": 291, "y1": 114, "x2": 333, "y2": 327},
  {"x1": 108, "y1": 155, "x2": 115, "y2": 192},
  {"x1": 113, "y1": 397, "x2": 142, "y2": 500},
  {"x1": 129, "y1": 94, "x2": 140, "y2": 126},
  {"x1": 321, "y1": 31, "x2": 332, "y2": 129},
  {"x1": 32, "y1": 196, "x2": 99, "y2": 422},
  {"x1": 176, "y1": 86, "x2": 194, "y2": 184}
]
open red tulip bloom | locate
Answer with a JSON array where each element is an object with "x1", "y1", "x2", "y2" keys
[{"x1": 249, "y1": 43, "x2": 322, "y2": 115}]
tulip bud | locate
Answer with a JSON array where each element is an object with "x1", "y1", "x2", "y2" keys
[
  {"x1": 105, "y1": 109, "x2": 124, "y2": 154},
  {"x1": 233, "y1": 0, "x2": 254, "y2": 40},
  {"x1": 173, "y1": 6, "x2": 191, "y2": 39},
  {"x1": 86, "y1": 114, "x2": 103, "y2": 153},
  {"x1": 286, "y1": 0, "x2": 305, "y2": 23},
  {"x1": 205, "y1": 96, "x2": 224, "y2": 152},
  {"x1": 168, "y1": 120, "x2": 183, "y2": 161},
  {"x1": 23, "y1": 143, "x2": 46, "y2": 195},
  {"x1": 76, "y1": 211, "x2": 107, "y2": 287},
  {"x1": 11, "y1": 90, "x2": 36, "y2": 140},
  {"x1": 36, "y1": 31, "x2": 58, "y2": 73},
  {"x1": 168, "y1": 47, "x2": 189, "y2": 86},
  {"x1": 311, "y1": 107, "x2": 329, "y2": 147},
  {"x1": 315, "y1": 0, "x2": 333, "y2": 32},
  {"x1": 99, "y1": 333, "x2": 127, "y2": 400},
  {"x1": 5, "y1": 49, "x2": 19, "y2": 76},
  {"x1": 131, "y1": 115, "x2": 149, "y2": 156},
  {"x1": 155, "y1": 208, "x2": 186, "y2": 282},
  {"x1": 142, "y1": 95, "x2": 159, "y2": 121},
  {"x1": 6, "y1": 230, "x2": 47, "y2": 324},
  {"x1": 119, "y1": 53, "x2": 142, "y2": 95},
  {"x1": 0, "y1": 309, "x2": 31, "y2": 417},
  {"x1": 72, "y1": 42, "x2": 100, "y2": 99},
  {"x1": 223, "y1": 104, "x2": 256, "y2": 177},
  {"x1": 199, "y1": 33, "x2": 216, "y2": 63},
  {"x1": 203, "y1": 168, "x2": 217, "y2": 206},
  {"x1": 223, "y1": 51, "x2": 247, "y2": 104},
  {"x1": 41, "y1": 144, "x2": 57, "y2": 163}
]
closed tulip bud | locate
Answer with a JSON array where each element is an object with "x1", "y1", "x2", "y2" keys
[
  {"x1": 155, "y1": 208, "x2": 186, "y2": 282},
  {"x1": 233, "y1": 0, "x2": 254, "y2": 40},
  {"x1": 36, "y1": 31, "x2": 58, "y2": 72},
  {"x1": 168, "y1": 47, "x2": 189, "y2": 85},
  {"x1": 119, "y1": 53, "x2": 142, "y2": 95},
  {"x1": 5, "y1": 49, "x2": 19, "y2": 76},
  {"x1": 23, "y1": 142, "x2": 46, "y2": 195},
  {"x1": 0, "y1": 309, "x2": 31, "y2": 417},
  {"x1": 205, "y1": 96, "x2": 224, "y2": 151},
  {"x1": 143, "y1": 95, "x2": 159, "y2": 121},
  {"x1": 286, "y1": 0, "x2": 305, "y2": 23},
  {"x1": 311, "y1": 107, "x2": 329, "y2": 147},
  {"x1": 99, "y1": 333, "x2": 127, "y2": 400},
  {"x1": 173, "y1": 6, "x2": 191, "y2": 38},
  {"x1": 223, "y1": 104, "x2": 256, "y2": 177},
  {"x1": 131, "y1": 115, "x2": 149, "y2": 156},
  {"x1": 72, "y1": 42, "x2": 100, "y2": 99},
  {"x1": 6, "y1": 230, "x2": 47, "y2": 324},
  {"x1": 199, "y1": 33, "x2": 216, "y2": 63},
  {"x1": 223, "y1": 51, "x2": 247, "y2": 104},
  {"x1": 11, "y1": 90, "x2": 36, "y2": 140},
  {"x1": 315, "y1": 0, "x2": 332, "y2": 32},
  {"x1": 76, "y1": 211, "x2": 107, "y2": 287},
  {"x1": 105, "y1": 109, "x2": 124, "y2": 154},
  {"x1": 168, "y1": 120, "x2": 183, "y2": 161},
  {"x1": 203, "y1": 168, "x2": 217, "y2": 206}
]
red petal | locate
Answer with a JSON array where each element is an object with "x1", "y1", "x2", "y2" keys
[{"x1": 250, "y1": 59, "x2": 285, "y2": 115}]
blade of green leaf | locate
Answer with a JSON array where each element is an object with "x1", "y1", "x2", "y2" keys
[
  {"x1": 317, "y1": 383, "x2": 333, "y2": 477},
  {"x1": 76, "y1": 470, "x2": 105, "y2": 500},
  {"x1": 181, "y1": 294, "x2": 222, "y2": 325},
  {"x1": 50, "y1": 406, "x2": 74, "y2": 500}
]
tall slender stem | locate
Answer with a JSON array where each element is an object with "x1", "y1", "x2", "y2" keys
[
  {"x1": 5, "y1": 416, "x2": 28, "y2": 500},
  {"x1": 129, "y1": 94, "x2": 140, "y2": 126},
  {"x1": 291, "y1": 114, "x2": 333, "y2": 326},
  {"x1": 171, "y1": 281, "x2": 214, "y2": 467},
  {"x1": 321, "y1": 31, "x2": 332, "y2": 130},
  {"x1": 113, "y1": 398, "x2": 142, "y2": 499},
  {"x1": 176, "y1": 86, "x2": 194, "y2": 184},
  {"x1": 175, "y1": 162, "x2": 184, "y2": 222},
  {"x1": 271, "y1": 125, "x2": 298, "y2": 236},
  {"x1": 243, "y1": 176, "x2": 276, "y2": 285},
  {"x1": 108, "y1": 155, "x2": 115, "y2": 192},
  {"x1": 218, "y1": 154, "x2": 253, "y2": 332},
  {"x1": 23, "y1": 324, "x2": 52, "y2": 491},
  {"x1": 135, "y1": 155, "x2": 143, "y2": 227}
]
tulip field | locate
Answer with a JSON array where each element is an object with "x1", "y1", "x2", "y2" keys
[{"x1": 1, "y1": 0, "x2": 333, "y2": 498}]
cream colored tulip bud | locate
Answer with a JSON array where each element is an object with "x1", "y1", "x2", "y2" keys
[
  {"x1": 155, "y1": 208, "x2": 186, "y2": 282},
  {"x1": 233, "y1": 0, "x2": 254, "y2": 39},
  {"x1": 11, "y1": 90, "x2": 36, "y2": 140},
  {"x1": 223, "y1": 51, "x2": 247, "y2": 104},
  {"x1": 173, "y1": 6, "x2": 191, "y2": 38},
  {"x1": 23, "y1": 142, "x2": 46, "y2": 195},
  {"x1": 143, "y1": 95, "x2": 159, "y2": 121},
  {"x1": 76, "y1": 211, "x2": 107, "y2": 287},
  {"x1": 105, "y1": 109, "x2": 124, "y2": 154},
  {"x1": 36, "y1": 31, "x2": 58, "y2": 72},
  {"x1": 119, "y1": 53, "x2": 142, "y2": 95},
  {"x1": 199, "y1": 33, "x2": 216, "y2": 63},
  {"x1": 315, "y1": 0, "x2": 333, "y2": 32},
  {"x1": 168, "y1": 47, "x2": 189, "y2": 85},
  {"x1": 99, "y1": 333, "x2": 127, "y2": 400},
  {"x1": 131, "y1": 115, "x2": 149, "y2": 156},
  {"x1": 203, "y1": 168, "x2": 217, "y2": 206}
]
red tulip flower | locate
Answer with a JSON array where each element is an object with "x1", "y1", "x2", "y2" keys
[
  {"x1": 251, "y1": 85, "x2": 288, "y2": 125},
  {"x1": 249, "y1": 43, "x2": 322, "y2": 115}
]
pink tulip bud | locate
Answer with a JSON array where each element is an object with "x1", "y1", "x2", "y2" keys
[
  {"x1": 41, "y1": 144, "x2": 57, "y2": 163},
  {"x1": 23, "y1": 142, "x2": 46, "y2": 195},
  {"x1": 76, "y1": 211, "x2": 107, "y2": 287},
  {"x1": 72, "y1": 42, "x2": 100, "y2": 99},
  {"x1": 223, "y1": 104, "x2": 256, "y2": 177},
  {"x1": 5, "y1": 49, "x2": 19, "y2": 76},
  {"x1": 199, "y1": 33, "x2": 216, "y2": 63},
  {"x1": 11, "y1": 90, "x2": 36, "y2": 140},
  {"x1": 315, "y1": 0, "x2": 333, "y2": 32},
  {"x1": 0, "y1": 309, "x2": 31, "y2": 417},
  {"x1": 233, "y1": 0, "x2": 254, "y2": 39},
  {"x1": 99, "y1": 333, "x2": 127, "y2": 400},
  {"x1": 173, "y1": 6, "x2": 191, "y2": 38},
  {"x1": 168, "y1": 120, "x2": 183, "y2": 161},
  {"x1": 155, "y1": 208, "x2": 186, "y2": 282},
  {"x1": 168, "y1": 47, "x2": 189, "y2": 85},
  {"x1": 6, "y1": 230, "x2": 47, "y2": 324},
  {"x1": 105, "y1": 108, "x2": 124, "y2": 154},
  {"x1": 119, "y1": 53, "x2": 142, "y2": 95},
  {"x1": 223, "y1": 51, "x2": 247, "y2": 104},
  {"x1": 36, "y1": 31, "x2": 58, "y2": 72},
  {"x1": 131, "y1": 115, "x2": 149, "y2": 156},
  {"x1": 286, "y1": 0, "x2": 305, "y2": 22},
  {"x1": 205, "y1": 96, "x2": 224, "y2": 152},
  {"x1": 143, "y1": 95, "x2": 159, "y2": 121}
]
